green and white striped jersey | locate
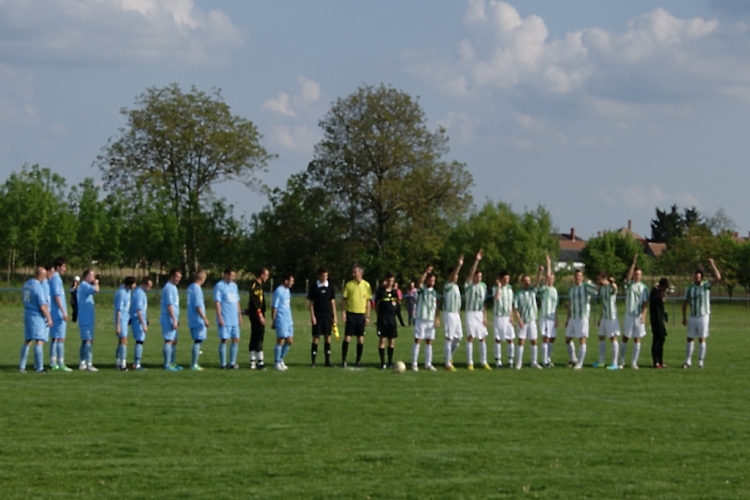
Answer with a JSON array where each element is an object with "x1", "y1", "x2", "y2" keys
[
  {"x1": 624, "y1": 281, "x2": 648, "y2": 316},
  {"x1": 464, "y1": 281, "x2": 487, "y2": 312},
  {"x1": 513, "y1": 287, "x2": 538, "y2": 323},
  {"x1": 684, "y1": 281, "x2": 712, "y2": 317},
  {"x1": 415, "y1": 285, "x2": 438, "y2": 321},
  {"x1": 598, "y1": 284, "x2": 618, "y2": 320},
  {"x1": 442, "y1": 282, "x2": 462, "y2": 313},
  {"x1": 568, "y1": 282, "x2": 598, "y2": 319},
  {"x1": 537, "y1": 285, "x2": 558, "y2": 321},
  {"x1": 492, "y1": 284, "x2": 514, "y2": 317}
]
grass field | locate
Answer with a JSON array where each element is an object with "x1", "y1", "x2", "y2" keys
[{"x1": 1, "y1": 298, "x2": 749, "y2": 499}]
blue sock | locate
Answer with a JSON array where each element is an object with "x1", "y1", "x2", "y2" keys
[
  {"x1": 229, "y1": 342, "x2": 238, "y2": 366},
  {"x1": 85, "y1": 343, "x2": 93, "y2": 365},
  {"x1": 219, "y1": 342, "x2": 227, "y2": 367},
  {"x1": 274, "y1": 344, "x2": 282, "y2": 364},
  {"x1": 163, "y1": 343, "x2": 172, "y2": 367},
  {"x1": 170, "y1": 343, "x2": 177, "y2": 366},
  {"x1": 19, "y1": 343, "x2": 30, "y2": 370},
  {"x1": 49, "y1": 341, "x2": 57, "y2": 365},
  {"x1": 80, "y1": 342, "x2": 86, "y2": 364},
  {"x1": 192, "y1": 342, "x2": 201, "y2": 367},
  {"x1": 134, "y1": 343, "x2": 143, "y2": 366},
  {"x1": 281, "y1": 343, "x2": 291, "y2": 360},
  {"x1": 57, "y1": 342, "x2": 65, "y2": 365},
  {"x1": 34, "y1": 343, "x2": 44, "y2": 371},
  {"x1": 120, "y1": 345, "x2": 127, "y2": 367},
  {"x1": 115, "y1": 344, "x2": 121, "y2": 365}
]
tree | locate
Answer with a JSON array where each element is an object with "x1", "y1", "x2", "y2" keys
[
  {"x1": 736, "y1": 241, "x2": 750, "y2": 294},
  {"x1": 705, "y1": 208, "x2": 736, "y2": 235},
  {"x1": 304, "y1": 84, "x2": 473, "y2": 280},
  {"x1": 650, "y1": 205, "x2": 708, "y2": 243},
  {"x1": 95, "y1": 83, "x2": 274, "y2": 273},
  {"x1": 441, "y1": 202, "x2": 558, "y2": 282},
  {"x1": 580, "y1": 231, "x2": 648, "y2": 281}
]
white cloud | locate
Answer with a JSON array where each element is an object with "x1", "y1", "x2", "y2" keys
[
  {"x1": 262, "y1": 92, "x2": 295, "y2": 117},
  {"x1": 262, "y1": 76, "x2": 322, "y2": 118},
  {"x1": 437, "y1": 111, "x2": 477, "y2": 142},
  {"x1": 269, "y1": 125, "x2": 319, "y2": 153},
  {"x1": 262, "y1": 77, "x2": 323, "y2": 152},
  {"x1": 0, "y1": 0, "x2": 244, "y2": 65}
]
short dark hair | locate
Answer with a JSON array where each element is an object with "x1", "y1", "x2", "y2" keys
[
  {"x1": 224, "y1": 267, "x2": 234, "y2": 276},
  {"x1": 53, "y1": 257, "x2": 66, "y2": 269},
  {"x1": 634, "y1": 266, "x2": 642, "y2": 273},
  {"x1": 141, "y1": 276, "x2": 153, "y2": 285},
  {"x1": 282, "y1": 272, "x2": 294, "y2": 281},
  {"x1": 426, "y1": 272, "x2": 436, "y2": 280},
  {"x1": 694, "y1": 267, "x2": 704, "y2": 277},
  {"x1": 498, "y1": 270, "x2": 509, "y2": 279},
  {"x1": 256, "y1": 266, "x2": 268, "y2": 277},
  {"x1": 124, "y1": 276, "x2": 136, "y2": 287},
  {"x1": 474, "y1": 269, "x2": 482, "y2": 276},
  {"x1": 82, "y1": 269, "x2": 94, "y2": 280},
  {"x1": 574, "y1": 269, "x2": 583, "y2": 275},
  {"x1": 317, "y1": 267, "x2": 328, "y2": 276},
  {"x1": 447, "y1": 267, "x2": 455, "y2": 276},
  {"x1": 169, "y1": 267, "x2": 181, "y2": 277},
  {"x1": 658, "y1": 277, "x2": 670, "y2": 288},
  {"x1": 384, "y1": 271, "x2": 394, "y2": 280}
]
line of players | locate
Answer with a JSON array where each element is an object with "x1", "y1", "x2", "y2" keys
[{"x1": 19, "y1": 251, "x2": 720, "y2": 373}]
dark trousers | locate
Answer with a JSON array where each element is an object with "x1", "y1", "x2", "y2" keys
[{"x1": 651, "y1": 323, "x2": 667, "y2": 365}]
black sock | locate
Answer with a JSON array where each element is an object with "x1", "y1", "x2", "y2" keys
[
  {"x1": 324, "y1": 342, "x2": 331, "y2": 364},
  {"x1": 342, "y1": 341, "x2": 349, "y2": 363},
  {"x1": 378, "y1": 348, "x2": 385, "y2": 365},
  {"x1": 311, "y1": 343, "x2": 317, "y2": 364},
  {"x1": 356, "y1": 343, "x2": 363, "y2": 363},
  {"x1": 387, "y1": 347, "x2": 394, "y2": 365}
]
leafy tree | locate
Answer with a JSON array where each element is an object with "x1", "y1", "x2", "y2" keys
[
  {"x1": 705, "y1": 208, "x2": 736, "y2": 236},
  {"x1": 580, "y1": 231, "x2": 648, "y2": 281},
  {"x1": 95, "y1": 83, "x2": 274, "y2": 273},
  {"x1": 68, "y1": 178, "x2": 106, "y2": 268},
  {"x1": 441, "y1": 202, "x2": 558, "y2": 283},
  {"x1": 304, "y1": 84, "x2": 473, "y2": 280},
  {"x1": 736, "y1": 241, "x2": 750, "y2": 294},
  {"x1": 650, "y1": 205, "x2": 708, "y2": 243}
]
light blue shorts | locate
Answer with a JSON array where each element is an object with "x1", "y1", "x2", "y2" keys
[
  {"x1": 161, "y1": 320, "x2": 177, "y2": 342},
  {"x1": 218, "y1": 325, "x2": 240, "y2": 341},
  {"x1": 191, "y1": 326, "x2": 207, "y2": 341},
  {"x1": 79, "y1": 324, "x2": 94, "y2": 342},
  {"x1": 275, "y1": 323, "x2": 294, "y2": 339},
  {"x1": 117, "y1": 319, "x2": 129, "y2": 339},
  {"x1": 131, "y1": 320, "x2": 147, "y2": 343},
  {"x1": 25, "y1": 317, "x2": 47, "y2": 342},
  {"x1": 50, "y1": 321, "x2": 66, "y2": 340}
]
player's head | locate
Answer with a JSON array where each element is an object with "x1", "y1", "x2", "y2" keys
[
  {"x1": 658, "y1": 277, "x2": 670, "y2": 292},
  {"x1": 53, "y1": 257, "x2": 67, "y2": 273},
  {"x1": 223, "y1": 267, "x2": 236, "y2": 283},
  {"x1": 497, "y1": 270, "x2": 510, "y2": 286},
  {"x1": 124, "y1": 276, "x2": 136, "y2": 289},
  {"x1": 34, "y1": 266, "x2": 46, "y2": 281},
  {"x1": 394, "y1": 281, "x2": 399, "y2": 289},
  {"x1": 447, "y1": 267, "x2": 458, "y2": 283},
  {"x1": 425, "y1": 273, "x2": 436, "y2": 288},
  {"x1": 521, "y1": 274, "x2": 531, "y2": 289},
  {"x1": 44, "y1": 264, "x2": 53, "y2": 279},
  {"x1": 574, "y1": 269, "x2": 583, "y2": 285},
  {"x1": 383, "y1": 271, "x2": 394, "y2": 288},
  {"x1": 194, "y1": 269, "x2": 207, "y2": 286},
  {"x1": 473, "y1": 268, "x2": 482, "y2": 284},
  {"x1": 633, "y1": 267, "x2": 642, "y2": 283},
  {"x1": 547, "y1": 273, "x2": 556, "y2": 286},
  {"x1": 169, "y1": 267, "x2": 182, "y2": 285},
  {"x1": 317, "y1": 267, "x2": 328, "y2": 283},
  {"x1": 141, "y1": 276, "x2": 153, "y2": 290},
  {"x1": 693, "y1": 267, "x2": 704, "y2": 284},
  {"x1": 597, "y1": 270, "x2": 607, "y2": 283},
  {"x1": 282, "y1": 272, "x2": 294, "y2": 288},
  {"x1": 82, "y1": 268, "x2": 95, "y2": 283},
  {"x1": 352, "y1": 265, "x2": 363, "y2": 281},
  {"x1": 256, "y1": 267, "x2": 269, "y2": 283}
]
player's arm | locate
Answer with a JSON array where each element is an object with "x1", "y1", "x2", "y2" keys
[
  {"x1": 341, "y1": 292, "x2": 348, "y2": 324},
  {"x1": 308, "y1": 298, "x2": 317, "y2": 326},
  {"x1": 116, "y1": 306, "x2": 122, "y2": 335},
  {"x1": 545, "y1": 254, "x2": 553, "y2": 283},
  {"x1": 237, "y1": 300, "x2": 243, "y2": 326},
  {"x1": 536, "y1": 265, "x2": 544, "y2": 287},
  {"x1": 215, "y1": 301, "x2": 224, "y2": 327},
  {"x1": 54, "y1": 294, "x2": 68, "y2": 322},
  {"x1": 681, "y1": 298, "x2": 688, "y2": 326},
  {"x1": 466, "y1": 250, "x2": 482, "y2": 284},
  {"x1": 565, "y1": 299, "x2": 571, "y2": 327},
  {"x1": 40, "y1": 303, "x2": 53, "y2": 327},
  {"x1": 93, "y1": 278, "x2": 100, "y2": 293},
  {"x1": 708, "y1": 258, "x2": 721, "y2": 285},
  {"x1": 625, "y1": 254, "x2": 638, "y2": 283},
  {"x1": 331, "y1": 297, "x2": 338, "y2": 325},
  {"x1": 271, "y1": 306, "x2": 277, "y2": 329},
  {"x1": 364, "y1": 286, "x2": 372, "y2": 325},
  {"x1": 640, "y1": 298, "x2": 648, "y2": 324},
  {"x1": 136, "y1": 307, "x2": 148, "y2": 331},
  {"x1": 449, "y1": 255, "x2": 464, "y2": 283},
  {"x1": 396, "y1": 298, "x2": 405, "y2": 327},
  {"x1": 167, "y1": 303, "x2": 178, "y2": 329},
  {"x1": 610, "y1": 278, "x2": 618, "y2": 294},
  {"x1": 417, "y1": 266, "x2": 433, "y2": 288}
]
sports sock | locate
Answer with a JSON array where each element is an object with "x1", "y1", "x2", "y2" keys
[
  {"x1": 378, "y1": 347, "x2": 385, "y2": 366},
  {"x1": 547, "y1": 342, "x2": 554, "y2": 362},
  {"x1": 281, "y1": 342, "x2": 290, "y2": 360},
  {"x1": 412, "y1": 343, "x2": 420, "y2": 366},
  {"x1": 79, "y1": 342, "x2": 86, "y2": 364},
  {"x1": 250, "y1": 350, "x2": 257, "y2": 363},
  {"x1": 85, "y1": 343, "x2": 93, "y2": 365},
  {"x1": 163, "y1": 343, "x2": 172, "y2": 368},
  {"x1": 531, "y1": 345, "x2": 538, "y2": 365},
  {"x1": 507, "y1": 343, "x2": 515, "y2": 364},
  {"x1": 49, "y1": 341, "x2": 57, "y2": 367},
  {"x1": 699, "y1": 342, "x2": 706, "y2": 362},
  {"x1": 451, "y1": 338, "x2": 460, "y2": 354},
  {"x1": 619, "y1": 342, "x2": 627, "y2": 365},
  {"x1": 324, "y1": 341, "x2": 331, "y2": 365},
  {"x1": 542, "y1": 343, "x2": 548, "y2": 365},
  {"x1": 566, "y1": 342, "x2": 575, "y2": 362},
  {"x1": 479, "y1": 341, "x2": 487, "y2": 365},
  {"x1": 170, "y1": 343, "x2": 177, "y2": 365},
  {"x1": 685, "y1": 341, "x2": 694, "y2": 364},
  {"x1": 229, "y1": 342, "x2": 238, "y2": 366},
  {"x1": 611, "y1": 340, "x2": 619, "y2": 366},
  {"x1": 341, "y1": 340, "x2": 349, "y2": 363},
  {"x1": 632, "y1": 342, "x2": 641, "y2": 365},
  {"x1": 387, "y1": 347, "x2": 394, "y2": 365},
  {"x1": 598, "y1": 340, "x2": 606, "y2": 364},
  {"x1": 425, "y1": 344, "x2": 433, "y2": 366},
  {"x1": 577, "y1": 344, "x2": 587, "y2": 366},
  {"x1": 57, "y1": 342, "x2": 65, "y2": 366},
  {"x1": 355, "y1": 343, "x2": 363, "y2": 363},
  {"x1": 192, "y1": 341, "x2": 201, "y2": 367},
  {"x1": 466, "y1": 341, "x2": 473, "y2": 365},
  {"x1": 116, "y1": 344, "x2": 123, "y2": 366},
  {"x1": 516, "y1": 345, "x2": 524, "y2": 367},
  {"x1": 258, "y1": 350, "x2": 264, "y2": 363},
  {"x1": 494, "y1": 342, "x2": 501, "y2": 363},
  {"x1": 134, "y1": 342, "x2": 143, "y2": 366},
  {"x1": 274, "y1": 344, "x2": 282, "y2": 364},
  {"x1": 444, "y1": 340, "x2": 452, "y2": 366},
  {"x1": 121, "y1": 345, "x2": 127, "y2": 368},
  {"x1": 19, "y1": 343, "x2": 30, "y2": 370},
  {"x1": 34, "y1": 343, "x2": 43, "y2": 371},
  {"x1": 218, "y1": 342, "x2": 227, "y2": 367},
  {"x1": 311, "y1": 342, "x2": 317, "y2": 364}
]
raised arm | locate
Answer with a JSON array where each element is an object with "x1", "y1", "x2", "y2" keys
[
  {"x1": 625, "y1": 254, "x2": 638, "y2": 283},
  {"x1": 417, "y1": 266, "x2": 433, "y2": 288},
  {"x1": 536, "y1": 265, "x2": 544, "y2": 287},
  {"x1": 449, "y1": 255, "x2": 464, "y2": 283},
  {"x1": 466, "y1": 251, "x2": 482, "y2": 284},
  {"x1": 545, "y1": 254, "x2": 553, "y2": 284},
  {"x1": 708, "y1": 258, "x2": 721, "y2": 285}
]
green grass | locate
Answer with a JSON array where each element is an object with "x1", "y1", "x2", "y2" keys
[{"x1": 1, "y1": 301, "x2": 749, "y2": 499}]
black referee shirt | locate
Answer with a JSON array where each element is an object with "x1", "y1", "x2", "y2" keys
[{"x1": 308, "y1": 281, "x2": 336, "y2": 320}]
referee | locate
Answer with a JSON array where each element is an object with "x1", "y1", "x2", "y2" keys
[
  {"x1": 341, "y1": 264, "x2": 372, "y2": 368},
  {"x1": 248, "y1": 267, "x2": 269, "y2": 370},
  {"x1": 308, "y1": 267, "x2": 337, "y2": 367}
]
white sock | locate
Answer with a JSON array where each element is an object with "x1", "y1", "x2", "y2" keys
[
  {"x1": 632, "y1": 342, "x2": 641, "y2": 365},
  {"x1": 619, "y1": 342, "x2": 627, "y2": 365},
  {"x1": 466, "y1": 341, "x2": 474, "y2": 365},
  {"x1": 250, "y1": 351, "x2": 256, "y2": 362},
  {"x1": 425, "y1": 344, "x2": 433, "y2": 366},
  {"x1": 542, "y1": 343, "x2": 549, "y2": 364},
  {"x1": 548, "y1": 342, "x2": 554, "y2": 363},
  {"x1": 445, "y1": 340, "x2": 452, "y2": 366},
  {"x1": 685, "y1": 341, "x2": 694, "y2": 364},
  {"x1": 412, "y1": 343, "x2": 420, "y2": 366},
  {"x1": 698, "y1": 342, "x2": 706, "y2": 362},
  {"x1": 479, "y1": 341, "x2": 487, "y2": 365},
  {"x1": 566, "y1": 342, "x2": 576, "y2": 362},
  {"x1": 507, "y1": 343, "x2": 515, "y2": 364},
  {"x1": 258, "y1": 351, "x2": 264, "y2": 362},
  {"x1": 451, "y1": 339, "x2": 460, "y2": 354},
  {"x1": 577, "y1": 344, "x2": 587, "y2": 366},
  {"x1": 611, "y1": 341, "x2": 619, "y2": 366},
  {"x1": 516, "y1": 345, "x2": 524, "y2": 367},
  {"x1": 598, "y1": 340, "x2": 606, "y2": 364},
  {"x1": 531, "y1": 345, "x2": 538, "y2": 365},
  {"x1": 494, "y1": 342, "x2": 501, "y2": 363}
]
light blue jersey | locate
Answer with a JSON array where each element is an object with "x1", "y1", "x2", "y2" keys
[
  {"x1": 160, "y1": 282, "x2": 180, "y2": 337},
  {"x1": 23, "y1": 278, "x2": 46, "y2": 341},
  {"x1": 213, "y1": 280, "x2": 240, "y2": 327},
  {"x1": 49, "y1": 272, "x2": 66, "y2": 324},
  {"x1": 113, "y1": 285, "x2": 131, "y2": 336},
  {"x1": 187, "y1": 282, "x2": 206, "y2": 330},
  {"x1": 77, "y1": 281, "x2": 97, "y2": 328},
  {"x1": 130, "y1": 286, "x2": 148, "y2": 342},
  {"x1": 273, "y1": 285, "x2": 293, "y2": 337}
]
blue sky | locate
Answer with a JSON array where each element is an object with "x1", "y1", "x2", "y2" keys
[{"x1": 1, "y1": 0, "x2": 749, "y2": 239}]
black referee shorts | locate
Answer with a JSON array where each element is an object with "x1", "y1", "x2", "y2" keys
[{"x1": 345, "y1": 313, "x2": 366, "y2": 337}]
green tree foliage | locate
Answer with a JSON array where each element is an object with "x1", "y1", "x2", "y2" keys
[
  {"x1": 95, "y1": 83, "x2": 274, "y2": 273},
  {"x1": 650, "y1": 205, "x2": 708, "y2": 243},
  {"x1": 736, "y1": 241, "x2": 750, "y2": 293},
  {"x1": 580, "y1": 231, "x2": 648, "y2": 281},
  {"x1": 304, "y1": 84, "x2": 473, "y2": 281},
  {"x1": 441, "y1": 202, "x2": 558, "y2": 283}
]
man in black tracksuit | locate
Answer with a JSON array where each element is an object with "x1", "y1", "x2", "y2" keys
[
  {"x1": 248, "y1": 267, "x2": 269, "y2": 369},
  {"x1": 375, "y1": 272, "x2": 405, "y2": 369},
  {"x1": 649, "y1": 278, "x2": 670, "y2": 368}
]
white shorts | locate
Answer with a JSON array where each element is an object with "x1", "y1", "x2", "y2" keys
[
  {"x1": 443, "y1": 312, "x2": 463, "y2": 340},
  {"x1": 414, "y1": 319, "x2": 436, "y2": 341},
  {"x1": 623, "y1": 314, "x2": 646, "y2": 339},
  {"x1": 565, "y1": 318, "x2": 589, "y2": 339},
  {"x1": 598, "y1": 319, "x2": 620, "y2": 338},
  {"x1": 494, "y1": 316, "x2": 514, "y2": 341},
  {"x1": 465, "y1": 311, "x2": 488, "y2": 340},
  {"x1": 687, "y1": 315, "x2": 709, "y2": 339},
  {"x1": 517, "y1": 321, "x2": 538, "y2": 341},
  {"x1": 540, "y1": 319, "x2": 556, "y2": 339}
]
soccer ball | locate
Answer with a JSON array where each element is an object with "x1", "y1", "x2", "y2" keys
[{"x1": 393, "y1": 361, "x2": 406, "y2": 374}]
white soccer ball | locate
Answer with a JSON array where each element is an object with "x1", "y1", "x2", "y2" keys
[{"x1": 393, "y1": 361, "x2": 406, "y2": 374}]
